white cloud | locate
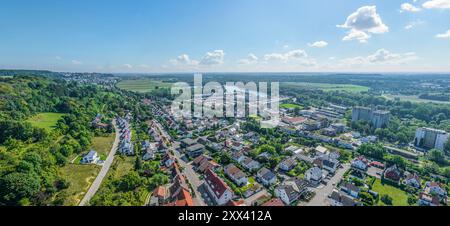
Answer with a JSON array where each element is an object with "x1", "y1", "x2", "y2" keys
[
  {"x1": 436, "y1": 29, "x2": 450, "y2": 38},
  {"x1": 264, "y1": 49, "x2": 308, "y2": 62},
  {"x1": 199, "y1": 50, "x2": 225, "y2": 65},
  {"x1": 239, "y1": 53, "x2": 258, "y2": 64},
  {"x1": 124, "y1": 64, "x2": 133, "y2": 69},
  {"x1": 338, "y1": 6, "x2": 388, "y2": 43},
  {"x1": 404, "y1": 20, "x2": 424, "y2": 29},
  {"x1": 71, "y1": 60, "x2": 82, "y2": 65},
  {"x1": 423, "y1": 0, "x2": 450, "y2": 9},
  {"x1": 170, "y1": 54, "x2": 199, "y2": 66},
  {"x1": 55, "y1": 56, "x2": 62, "y2": 60},
  {"x1": 341, "y1": 49, "x2": 418, "y2": 65},
  {"x1": 308, "y1": 41, "x2": 328, "y2": 48},
  {"x1": 263, "y1": 49, "x2": 316, "y2": 67},
  {"x1": 400, "y1": 3, "x2": 422, "y2": 12},
  {"x1": 342, "y1": 30, "x2": 371, "y2": 43}
]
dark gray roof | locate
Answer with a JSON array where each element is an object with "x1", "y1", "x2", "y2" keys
[
  {"x1": 186, "y1": 143, "x2": 205, "y2": 152},
  {"x1": 258, "y1": 167, "x2": 276, "y2": 181}
]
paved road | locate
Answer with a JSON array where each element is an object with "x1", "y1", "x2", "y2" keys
[
  {"x1": 171, "y1": 142, "x2": 207, "y2": 206},
  {"x1": 305, "y1": 163, "x2": 350, "y2": 206},
  {"x1": 79, "y1": 120, "x2": 120, "y2": 206}
]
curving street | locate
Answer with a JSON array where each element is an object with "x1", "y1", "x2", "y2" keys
[{"x1": 79, "y1": 120, "x2": 120, "y2": 206}]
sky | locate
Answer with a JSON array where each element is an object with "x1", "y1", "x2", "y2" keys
[{"x1": 0, "y1": 0, "x2": 450, "y2": 73}]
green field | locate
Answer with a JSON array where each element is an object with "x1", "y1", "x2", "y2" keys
[
  {"x1": 116, "y1": 79, "x2": 173, "y2": 93},
  {"x1": 281, "y1": 82, "x2": 369, "y2": 93},
  {"x1": 27, "y1": 113, "x2": 65, "y2": 130},
  {"x1": 58, "y1": 164, "x2": 101, "y2": 206},
  {"x1": 383, "y1": 94, "x2": 450, "y2": 105},
  {"x1": 372, "y1": 179, "x2": 409, "y2": 206},
  {"x1": 280, "y1": 103, "x2": 304, "y2": 109},
  {"x1": 91, "y1": 134, "x2": 115, "y2": 158},
  {"x1": 57, "y1": 134, "x2": 115, "y2": 205}
]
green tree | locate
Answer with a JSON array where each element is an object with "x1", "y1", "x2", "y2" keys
[
  {"x1": 407, "y1": 196, "x2": 417, "y2": 206},
  {"x1": 134, "y1": 156, "x2": 142, "y2": 171},
  {"x1": 357, "y1": 143, "x2": 386, "y2": 160},
  {"x1": 380, "y1": 194, "x2": 393, "y2": 206},
  {"x1": 427, "y1": 149, "x2": 447, "y2": 165},
  {"x1": 444, "y1": 140, "x2": 450, "y2": 156},
  {"x1": 118, "y1": 171, "x2": 142, "y2": 191},
  {"x1": 0, "y1": 172, "x2": 41, "y2": 205}
]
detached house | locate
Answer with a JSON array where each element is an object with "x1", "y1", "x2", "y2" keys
[
  {"x1": 341, "y1": 182, "x2": 360, "y2": 198},
  {"x1": 278, "y1": 158, "x2": 297, "y2": 171},
  {"x1": 315, "y1": 154, "x2": 339, "y2": 173},
  {"x1": 329, "y1": 189, "x2": 361, "y2": 206},
  {"x1": 232, "y1": 151, "x2": 245, "y2": 163},
  {"x1": 224, "y1": 164, "x2": 248, "y2": 186},
  {"x1": 403, "y1": 173, "x2": 421, "y2": 188},
  {"x1": 424, "y1": 182, "x2": 447, "y2": 201},
  {"x1": 419, "y1": 192, "x2": 440, "y2": 206},
  {"x1": 351, "y1": 156, "x2": 369, "y2": 171},
  {"x1": 240, "y1": 157, "x2": 261, "y2": 171},
  {"x1": 80, "y1": 150, "x2": 100, "y2": 164},
  {"x1": 275, "y1": 178, "x2": 309, "y2": 205},
  {"x1": 384, "y1": 165, "x2": 402, "y2": 182},
  {"x1": 193, "y1": 155, "x2": 220, "y2": 174},
  {"x1": 204, "y1": 169, "x2": 234, "y2": 206},
  {"x1": 257, "y1": 167, "x2": 277, "y2": 186},
  {"x1": 305, "y1": 167, "x2": 323, "y2": 185},
  {"x1": 186, "y1": 143, "x2": 205, "y2": 158}
]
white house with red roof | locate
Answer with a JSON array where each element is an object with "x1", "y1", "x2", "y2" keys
[{"x1": 204, "y1": 169, "x2": 234, "y2": 206}]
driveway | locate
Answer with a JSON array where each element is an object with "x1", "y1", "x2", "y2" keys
[
  {"x1": 304, "y1": 163, "x2": 350, "y2": 206},
  {"x1": 79, "y1": 120, "x2": 120, "y2": 206},
  {"x1": 367, "y1": 166, "x2": 383, "y2": 179}
]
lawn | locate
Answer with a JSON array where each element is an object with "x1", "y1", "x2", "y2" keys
[
  {"x1": 57, "y1": 134, "x2": 115, "y2": 205},
  {"x1": 372, "y1": 179, "x2": 409, "y2": 206},
  {"x1": 383, "y1": 94, "x2": 450, "y2": 105},
  {"x1": 239, "y1": 177, "x2": 256, "y2": 193},
  {"x1": 90, "y1": 134, "x2": 115, "y2": 157},
  {"x1": 58, "y1": 164, "x2": 101, "y2": 206},
  {"x1": 281, "y1": 82, "x2": 369, "y2": 93},
  {"x1": 280, "y1": 103, "x2": 304, "y2": 109},
  {"x1": 27, "y1": 113, "x2": 65, "y2": 130},
  {"x1": 116, "y1": 79, "x2": 173, "y2": 93}
]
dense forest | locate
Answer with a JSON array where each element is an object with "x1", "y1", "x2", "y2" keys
[{"x1": 0, "y1": 74, "x2": 133, "y2": 205}]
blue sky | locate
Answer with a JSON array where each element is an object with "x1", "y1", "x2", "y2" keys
[{"x1": 0, "y1": 0, "x2": 449, "y2": 72}]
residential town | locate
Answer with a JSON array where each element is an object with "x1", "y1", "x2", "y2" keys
[{"x1": 134, "y1": 96, "x2": 449, "y2": 207}]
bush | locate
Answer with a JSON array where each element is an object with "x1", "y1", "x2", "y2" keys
[{"x1": 381, "y1": 194, "x2": 393, "y2": 205}]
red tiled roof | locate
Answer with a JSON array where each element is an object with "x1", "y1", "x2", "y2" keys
[
  {"x1": 153, "y1": 186, "x2": 166, "y2": 198},
  {"x1": 178, "y1": 188, "x2": 194, "y2": 206},
  {"x1": 261, "y1": 198, "x2": 285, "y2": 206},
  {"x1": 205, "y1": 169, "x2": 230, "y2": 198},
  {"x1": 227, "y1": 199, "x2": 246, "y2": 206}
]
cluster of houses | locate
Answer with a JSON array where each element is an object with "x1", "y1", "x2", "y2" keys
[
  {"x1": 149, "y1": 152, "x2": 194, "y2": 206},
  {"x1": 278, "y1": 112, "x2": 380, "y2": 151},
  {"x1": 326, "y1": 155, "x2": 449, "y2": 206},
  {"x1": 62, "y1": 72, "x2": 118, "y2": 88},
  {"x1": 117, "y1": 113, "x2": 134, "y2": 156},
  {"x1": 274, "y1": 146, "x2": 343, "y2": 205}
]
